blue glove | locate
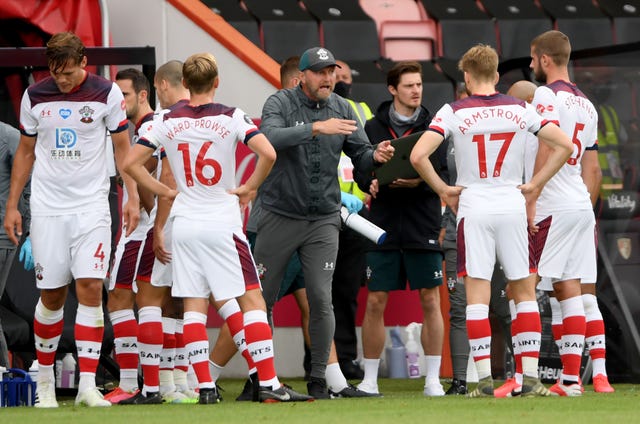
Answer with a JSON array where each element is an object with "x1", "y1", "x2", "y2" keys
[
  {"x1": 340, "y1": 191, "x2": 363, "y2": 214},
  {"x1": 19, "y1": 236, "x2": 34, "y2": 271}
]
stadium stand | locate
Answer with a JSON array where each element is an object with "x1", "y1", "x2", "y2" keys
[
  {"x1": 359, "y1": 0, "x2": 437, "y2": 61},
  {"x1": 538, "y1": 0, "x2": 614, "y2": 51},
  {"x1": 480, "y1": 0, "x2": 553, "y2": 59},
  {"x1": 419, "y1": 0, "x2": 497, "y2": 59},
  {"x1": 348, "y1": 60, "x2": 389, "y2": 114},
  {"x1": 201, "y1": 0, "x2": 262, "y2": 48},
  {"x1": 243, "y1": 0, "x2": 320, "y2": 63},
  {"x1": 596, "y1": 0, "x2": 640, "y2": 44},
  {"x1": 301, "y1": 0, "x2": 381, "y2": 61}
]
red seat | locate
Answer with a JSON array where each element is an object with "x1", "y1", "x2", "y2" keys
[
  {"x1": 360, "y1": 0, "x2": 427, "y2": 30},
  {"x1": 379, "y1": 20, "x2": 437, "y2": 61}
]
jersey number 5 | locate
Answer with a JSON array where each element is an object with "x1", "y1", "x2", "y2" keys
[
  {"x1": 567, "y1": 123, "x2": 585, "y2": 165},
  {"x1": 177, "y1": 142, "x2": 222, "y2": 187},
  {"x1": 472, "y1": 132, "x2": 515, "y2": 178}
]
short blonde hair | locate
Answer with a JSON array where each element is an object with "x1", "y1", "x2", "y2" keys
[
  {"x1": 458, "y1": 44, "x2": 499, "y2": 83},
  {"x1": 531, "y1": 30, "x2": 571, "y2": 67},
  {"x1": 183, "y1": 53, "x2": 218, "y2": 94}
]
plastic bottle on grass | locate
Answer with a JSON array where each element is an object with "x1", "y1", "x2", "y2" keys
[
  {"x1": 405, "y1": 322, "x2": 421, "y2": 378},
  {"x1": 386, "y1": 326, "x2": 408, "y2": 378},
  {"x1": 61, "y1": 353, "x2": 76, "y2": 388}
]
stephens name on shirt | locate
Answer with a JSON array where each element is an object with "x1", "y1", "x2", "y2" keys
[{"x1": 564, "y1": 94, "x2": 596, "y2": 120}]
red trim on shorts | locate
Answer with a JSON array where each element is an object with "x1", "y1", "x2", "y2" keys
[
  {"x1": 456, "y1": 217, "x2": 467, "y2": 278},
  {"x1": 233, "y1": 234, "x2": 260, "y2": 289},
  {"x1": 530, "y1": 215, "x2": 552, "y2": 267},
  {"x1": 134, "y1": 229, "x2": 155, "y2": 281},
  {"x1": 113, "y1": 239, "x2": 143, "y2": 288}
]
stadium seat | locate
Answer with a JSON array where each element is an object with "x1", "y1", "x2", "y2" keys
[
  {"x1": 243, "y1": 0, "x2": 320, "y2": 63},
  {"x1": 201, "y1": 0, "x2": 262, "y2": 48},
  {"x1": 379, "y1": 20, "x2": 436, "y2": 61},
  {"x1": 538, "y1": 0, "x2": 614, "y2": 51},
  {"x1": 480, "y1": 0, "x2": 553, "y2": 59},
  {"x1": 359, "y1": 0, "x2": 428, "y2": 30},
  {"x1": 348, "y1": 60, "x2": 389, "y2": 113},
  {"x1": 419, "y1": 0, "x2": 498, "y2": 59},
  {"x1": 301, "y1": 0, "x2": 381, "y2": 61},
  {"x1": 596, "y1": 0, "x2": 640, "y2": 43}
]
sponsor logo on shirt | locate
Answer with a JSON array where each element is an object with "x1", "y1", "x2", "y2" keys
[
  {"x1": 53, "y1": 128, "x2": 81, "y2": 160},
  {"x1": 79, "y1": 105, "x2": 95, "y2": 123},
  {"x1": 40, "y1": 109, "x2": 52, "y2": 118},
  {"x1": 59, "y1": 108, "x2": 72, "y2": 119}
]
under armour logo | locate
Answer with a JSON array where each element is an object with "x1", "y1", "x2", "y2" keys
[
  {"x1": 434, "y1": 270, "x2": 443, "y2": 279},
  {"x1": 295, "y1": 121, "x2": 305, "y2": 126},
  {"x1": 323, "y1": 262, "x2": 335, "y2": 271}
]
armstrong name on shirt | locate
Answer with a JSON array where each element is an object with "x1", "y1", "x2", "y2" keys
[{"x1": 458, "y1": 107, "x2": 528, "y2": 134}]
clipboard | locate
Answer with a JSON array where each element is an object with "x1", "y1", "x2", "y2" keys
[{"x1": 374, "y1": 131, "x2": 424, "y2": 186}]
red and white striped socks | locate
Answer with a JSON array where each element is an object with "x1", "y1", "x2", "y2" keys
[
  {"x1": 466, "y1": 304, "x2": 491, "y2": 380},
  {"x1": 109, "y1": 309, "x2": 139, "y2": 392},
  {"x1": 138, "y1": 306, "x2": 163, "y2": 394}
]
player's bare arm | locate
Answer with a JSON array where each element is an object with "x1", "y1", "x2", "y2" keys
[
  {"x1": 153, "y1": 155, "x2": 175, "y2": 264},
  {"x1": 124, "y1": 143, "x2": 178, "y2": 208},
  {"x1": 3, "y1": 134, "x2": 36, "y2": 245},
  {"x1": 113, "y1": 130, "x2": 141, "y2": 236},
  {"x1": 411, "y1": 131, "x2": 462, "y2": 213},
  {"x1": 138, "y1": 155, "x2": 159, "y2": 214},
  {"x1": 228, "y1": 133, "x2": 276, "y2": 211},
  {"x1": 521, "y1": 123, "x2": 573, "y2": 197},
  {"x1": 580, "y1": 149, "x2": 602, "y2": 207}
]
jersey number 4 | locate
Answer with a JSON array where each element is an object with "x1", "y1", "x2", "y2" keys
[
  {"x1": 177, "y1": 142, "x2": 222, "y2": 187},
  {"x1": 472, "y1": 132, "x2": 515, "y2": 178}
]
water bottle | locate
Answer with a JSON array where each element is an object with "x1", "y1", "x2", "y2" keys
[
  {"x1": 405, "y1": 323, "x2": 421, "y2": 379},
  {"x1": 385, "y1": 326, "x2": 408, "y2": 378},
  {"x1": 61, "y1": 353, "x2": 76, "y2": 388}
]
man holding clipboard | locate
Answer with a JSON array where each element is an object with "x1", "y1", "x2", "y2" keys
[{"x1": 354, "y1": 62, "x2": 448, "y2": 397}]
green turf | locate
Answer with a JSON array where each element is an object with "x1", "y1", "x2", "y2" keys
[{"x1": 3, "y1": 379, "x2": 639, "y2": 424}]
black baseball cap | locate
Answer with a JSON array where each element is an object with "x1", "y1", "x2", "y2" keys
[{"x1": 299, "y1": 47, "x2": 341, "y2": 72}]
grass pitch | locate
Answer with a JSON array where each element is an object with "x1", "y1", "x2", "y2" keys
[{"x1": 3, "y1": 379, "x2": 639, "y2": 424}]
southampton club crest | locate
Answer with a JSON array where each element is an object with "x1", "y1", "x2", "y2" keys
[
  {"x1": 617, "y1": 237, "x2": 632, "y2": 260},
  {"x1": 316, "y1": 48, "x2": 330, "y2": 60},
  {"x1": 79, "y1": 105, "x2": 95, "y2": 123},
  {"x1": 256, "y1": 263, "x2": 267, "y2": 280}
]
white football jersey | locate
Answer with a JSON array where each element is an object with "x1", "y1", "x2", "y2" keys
[
  {"x1": 532, "y1": 81, "x2": 597, "y2": 214},
  {"x1": 20, "y1": 73, "x2": 127, "y2": 216},
  {"x1": 429, "y1": 93, "x2": 547, "y2": 217},
  {"x1": 140, "y1": 103, "x2": 259, "y2": 225}
]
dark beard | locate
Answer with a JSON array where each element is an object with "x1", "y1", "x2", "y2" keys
[{"x1": 533, "y1": 69, "x2": 547, "y2": 84}]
